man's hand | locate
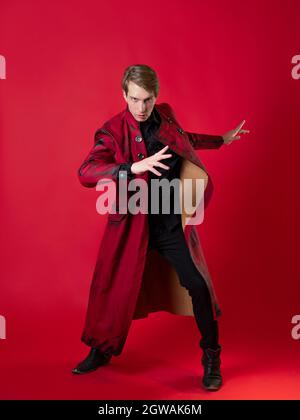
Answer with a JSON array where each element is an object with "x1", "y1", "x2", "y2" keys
[
  {"x1": 131, "y1": 145, "x2": 172, "y2": 176},
  {"x1": 222, "y1": 120, "x2": 250, "y2": 145}
]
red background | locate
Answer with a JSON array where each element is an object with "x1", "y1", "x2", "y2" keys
[{"x1": 1, "y1": 0, "x2": 300, "y2": 399}]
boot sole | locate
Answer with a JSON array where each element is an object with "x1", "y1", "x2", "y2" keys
[
  {"x1": 72, "y1": 366, "x2": 100, "y2": 375},
  {"x1": 72, "y1": 359, "x2": 111, "y2": 375},
  {"x1": 202, "y1": 380, "x2": 223, "y2": 391},
  {"x1": 202, "y1": 384, "x2": 222, "y2": 391}
]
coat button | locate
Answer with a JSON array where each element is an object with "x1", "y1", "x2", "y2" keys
[
  {"x1": 138, "y1": 153, "x2": 145, "y2": 159},
  {"x1": 177, "y1": 127, "x2": 184, "y2": 134},
  {"x1": 167, "y1": 117, "x2": 173, "y2": 124},
  {"x1": 135, "y1": 135, "x2": 143, "y2": 143}
]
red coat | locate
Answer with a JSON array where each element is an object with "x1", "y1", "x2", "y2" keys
[{"x1": 78, "y1": 102, "x2": 224, "y2": 356}]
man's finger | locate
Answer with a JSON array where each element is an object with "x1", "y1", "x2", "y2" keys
[
  {"x1": 236, "y1": 120, "x2": 246, "y2": 131},
  {"x1": 157, "y1": 145, "x2": 169, "y2": 154},
  {"x1": 153, "y1": 162, "x2": 170, "y2": 170},
  {"x1": 157, "y1": 154, "x2": 173, "y2": 160},
  {"x1": 149, "y1": 167, "x2": 162, "y2": 176}
]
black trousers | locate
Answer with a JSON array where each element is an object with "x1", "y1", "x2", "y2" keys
[{"x1": 147, "y1": 219, "x2": 220, "y2": 351}]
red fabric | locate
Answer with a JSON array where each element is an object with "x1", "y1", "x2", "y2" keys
[{"x1": 78, "y1": 103, "x2": 224, "y2": 355}]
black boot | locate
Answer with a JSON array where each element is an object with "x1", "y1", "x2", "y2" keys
[
  {"x1": 201, "y1": 347, "x2": 223, "y2": 391},
  {"x1": 72, "y1": 347, "x2": 112, "y2": 375}
]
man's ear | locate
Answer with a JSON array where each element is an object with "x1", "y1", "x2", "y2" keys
[{"x1": 122, "y1": 90, "x2": 127, "y2": 102}]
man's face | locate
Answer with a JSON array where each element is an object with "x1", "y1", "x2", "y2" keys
[{"x1": 123, "y1": 81, "x2": 157, "y2": 122}]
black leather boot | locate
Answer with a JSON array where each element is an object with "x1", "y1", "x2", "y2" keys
[
  {"x1": 72, "y1": 347, "x2": 112, "y2": 375},
  {"x1": 201, "y1": 347, "x2": 223, "y2": 391}
]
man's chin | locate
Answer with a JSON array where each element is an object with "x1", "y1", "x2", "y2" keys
[{"x1": 136, "y1": 114, "x2": 148, "y2": 121}]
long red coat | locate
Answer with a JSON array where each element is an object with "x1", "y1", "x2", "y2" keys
[{"x1": 78, "y1": 102, "x2": 224, "y2": 356}]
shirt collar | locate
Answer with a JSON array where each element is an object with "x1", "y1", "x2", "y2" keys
[{"x1": 125, "y1": 104, "x2": 161, "y2": 130}]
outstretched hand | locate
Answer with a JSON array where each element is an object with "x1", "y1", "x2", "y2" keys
[
  {"x1": 131, "y1": 145, "x2": 172, "y2": 176},
  {"x1": 222, "y1": 120, "x2": 250, "y2": 145}
]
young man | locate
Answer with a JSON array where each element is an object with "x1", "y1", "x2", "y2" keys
[{"x1": 73, "y1": 64, "x2": 249, "y2": 391}]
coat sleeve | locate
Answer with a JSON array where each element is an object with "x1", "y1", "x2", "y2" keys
[
  {"x1": 185, "y1": 131, "x2": 224, "y2": 150},
  {"x1": 161, "y1": 102, "x2": 224, "y2": 150},
  {"x1": 78, "y1": 128, "x2": 134, "y2": 188}
]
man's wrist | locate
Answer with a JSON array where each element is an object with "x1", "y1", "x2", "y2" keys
[{"x1": 117, "y1": 163, "x2": 135, "y2": 180}]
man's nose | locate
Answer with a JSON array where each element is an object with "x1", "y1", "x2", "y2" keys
[{"x1": 139, "y1": 102, "x2": 146, "y2": 112}]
